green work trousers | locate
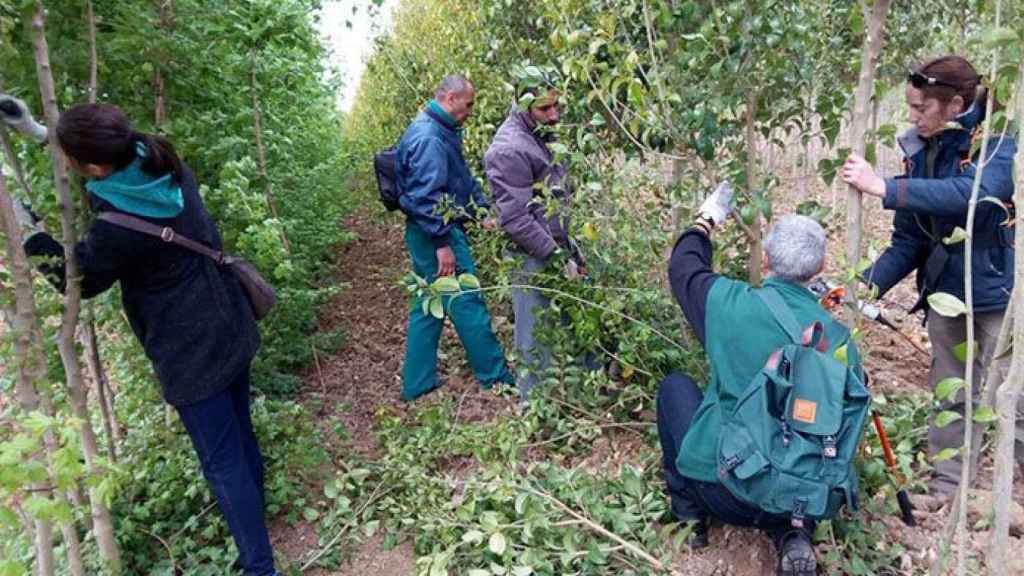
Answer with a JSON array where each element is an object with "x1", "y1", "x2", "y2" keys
[{"x1": 401, "y1": 223, "x2": 511, "y2": 401}]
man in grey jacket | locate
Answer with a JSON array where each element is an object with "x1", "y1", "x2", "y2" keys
[{"x1": 484, "y1": 84, "x2": 584, "y2": 399}]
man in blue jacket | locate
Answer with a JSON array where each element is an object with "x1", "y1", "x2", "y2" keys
[
  {"x1": 841, "y1": 55, "x2": 1018, "y2": 497},
  {"x1": 396, "y1": 75, "x2": 513, "y2": 401}
]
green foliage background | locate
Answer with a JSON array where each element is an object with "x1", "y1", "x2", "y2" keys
[{"x1": 1, "y1": 0, "x2": 348, "y2": 573}]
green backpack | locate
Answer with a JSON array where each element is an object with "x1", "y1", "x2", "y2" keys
[{"x1": 717, "y1": 288, "x2": 871, "y2": 528}]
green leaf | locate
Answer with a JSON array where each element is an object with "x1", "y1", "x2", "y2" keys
[
  {"x1": 489, "y1": 532, "x2": 507, "y2": 555},
  {"x1": 934, "y1": 448, "x2": 960, "y2": 462},
  {"x1": 935, "y1": 377, "x2": 965, "y2": 402},
  {"x1": 462, "y1": 529, "x2": 485, "y2": 545},
  {"x1": 303, "y1": 507, "x2": 319, "y2": 522},
  {"x1": 927, "y1": 293, "x2": 967, "y2": 317},
  {"x1": 833, "y1": 344, "x2": 849, "y2": 366},
  {"x1": 974, "y1": 406, "x2": 997, "y2": 423},
  {"x1": 953, "y1": 341, "x2": 978, "y2": 363},
  {"x1": 935, "y1": 411, "x2": 962, "y2": 428},
  {"x1": 433, "y1": 276, "x2": 461, "y2": 294},
  {"x1": 324, "y1": 481, "x2": 338, "y2": 499},
  {"x1": 942, "y1": 227, "x2": 968, "y2": 245},
  {"x1": 468, "y1": 571, "x2": 490, "y2": 576},
  {"x1": 512, "y1": 567, "x2": 534, "y2": 576},
  {"x1": 429, "y1": 297, "x2": 444, "y2": 319},
  {"x1": 458, "y1": 273, "x2": 481, "y2": 290}
]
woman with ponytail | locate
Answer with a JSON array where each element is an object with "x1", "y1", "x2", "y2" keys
[
  {"x1": 841, "y1": 55, "x2": 1018, "y2": 499},
  {"x1": 22, "y1": 103, "x2": 279, "y2": 576}
]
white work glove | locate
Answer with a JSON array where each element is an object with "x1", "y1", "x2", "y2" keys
[
  {"x1": 698, "y1": 181, "x2": 734, "y2": 227},
  {"x1": 857, "y1": 300, "x2": 881, "y2": 322},
  {"x1": 0, "y1": 95, "x2": 48, "y2": 143}
]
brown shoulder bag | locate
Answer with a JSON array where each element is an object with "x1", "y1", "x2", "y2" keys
[{"x1": 97, "y1": 212, "x2": 277, "y2": 321}]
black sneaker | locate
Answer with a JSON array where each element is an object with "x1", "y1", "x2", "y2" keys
[{"x1": 776, "y1": 530, "x2": 816, "y2": 576}]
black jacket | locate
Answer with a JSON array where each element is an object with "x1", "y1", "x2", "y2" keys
[{"x1": 25, "y1": 166, "x2": 260, "y2": 406}]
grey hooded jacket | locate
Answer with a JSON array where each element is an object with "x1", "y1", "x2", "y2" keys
[{"x1": 484, "y1": 107, "x2": 571, "y2": 260}]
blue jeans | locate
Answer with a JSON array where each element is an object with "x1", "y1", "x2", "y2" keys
[
  {"x1": 176, "y1": 368, "x2": 276, "y2": 576},
  {"x1": 656, "y1": 373, "x2": 813, "y2": 538}
]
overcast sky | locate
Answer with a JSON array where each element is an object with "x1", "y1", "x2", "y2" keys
[{"x1": 318, "y1": 0, "x2": 397, "y2": 111}]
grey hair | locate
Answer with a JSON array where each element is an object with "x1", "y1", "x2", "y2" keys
[
  {"x1": 435, "y1": 74, "x2": 473, "y2": 99},
  {"x1": 764, "y1": 215, "x2": 827, "y2": 284}
]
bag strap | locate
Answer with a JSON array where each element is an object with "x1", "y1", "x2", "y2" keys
[
  {"x1": 756, "y1": 287, "x2": 829, "y2": 353},
  {"x1": 755, "y1": 287, "x2": 802, "y2": 344},
  {"x1": 97, "y1": 212, "x2": 225, "y2": 265}
]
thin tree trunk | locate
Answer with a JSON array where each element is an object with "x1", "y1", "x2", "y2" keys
[
  {"x1": 81, "y1": 316, "x2": 118, "y2": 461},
  {"x1": 744, "y1": 89, "x2": 762, "y2": 285},
  {"x1": 988, "y1": 50, "x2": 1024, "y2": 576},
  {"x1": 799, "y1": 85, "x2": 813, "y2": 199},
  {"x1": 0, "y1": 155, "x2": 57, "y2": 576},
  {"x1": 32, "y1": 519, "x2": 55, "y2": 576},
  {"x1": 844, "y1": 0, "x2": 890, "y2": 324},
  {"x1": 153, "y1": 0, "x2": 171, "y2": 126},
  {"x1": 86, "y1": 0, "x2": 97, "y2": 104},
  {"x1": 31, "y1": 3, "x2": 122, "y2": 572},
  {"x1": 952, "y1": 7, "x2": 1002, "y2": 573},
  {"x1": 250, "y1": 62, "x2": 291, "y2": 252}
]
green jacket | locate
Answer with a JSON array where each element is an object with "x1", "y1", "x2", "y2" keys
[{"x1": 668, "y1": 229, "x2": 863, "y2": 482}]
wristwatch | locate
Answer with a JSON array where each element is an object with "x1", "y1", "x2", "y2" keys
[{"x1": 692, "y1": 215, "x2": 715, "y2": 236}]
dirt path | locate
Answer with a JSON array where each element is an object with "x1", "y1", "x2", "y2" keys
[{"x1": 270, "y1": 210, "x2": 513, "y2": 574}]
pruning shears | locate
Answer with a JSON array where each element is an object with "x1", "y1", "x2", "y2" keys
[{"x1": 807, "y1": 278, "x2": 929, "y2": 357}]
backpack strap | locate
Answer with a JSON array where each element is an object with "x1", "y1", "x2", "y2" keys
[
  {"x1": 97, "y1": 212, "x2": 225, "y2": 264},
  {"x1": 756, "y1": 287, "x2": 829, "y2": 352},
  {"x1": 755, "y1": 287, "x2": 802, "y2": 344}
]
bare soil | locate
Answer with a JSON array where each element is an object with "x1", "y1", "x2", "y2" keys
[{"x1": 269, "y1": 210, "x2": 514, "y2": 573}]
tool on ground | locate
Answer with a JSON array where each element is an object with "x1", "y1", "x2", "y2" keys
[
  {"x1": 871, "y1": 412, "x2": 917, "y2": 526},
  {"x1": 807, "y1": 278, "x2": 929, "y2": 357}
]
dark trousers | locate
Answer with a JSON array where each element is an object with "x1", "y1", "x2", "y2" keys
[
  {"x1": 176, "y1": 368, "x2": 276, "y2": 576},
  {"x1": 656, "y1": 372, "x2": 813, "y2": 540}
]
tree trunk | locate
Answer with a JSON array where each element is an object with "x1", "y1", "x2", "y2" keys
[
  {"x1": 31, "y1": 3, "x2": 122, "y2": 572},
  {"x1": 81, "y1": 315, "x2": 119, "y2": 461},
  {"x1": 844, "y1": 0, "x2": 890, "y2": 324},
  {"x1": 0, "y1": 154, "x2": 57, "y2": 576},
  {"x1": 86, "y1": 0, "x2": 97, "y2": 104},
  {"x1": 952, "y1": 7, "x2": 1002, "y2": 573},
  {"x1": 250, "y1": 62, "x2": 291, "y2": 252},
  {"x1": 32, "y1": 519, "x2": 55, "y2": 576},
  {"x1": 153, "y1": 0, "x2": 171, "y2": 126},
  {"x1": 744, "y1": 89, "x2": 762, "y2": 285},
  {"x1": 988, "y1": 50, "x2": 1024, "y2": 576}
]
